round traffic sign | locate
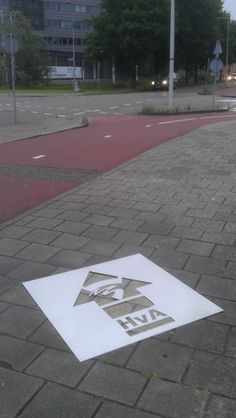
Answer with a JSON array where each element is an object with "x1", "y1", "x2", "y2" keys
[
  {"x1": 1, "y1": 34, "x2": 20, "y2": 54},
  {"x1": 210, "y1": 58, "x2": 223, "y2": 75}
]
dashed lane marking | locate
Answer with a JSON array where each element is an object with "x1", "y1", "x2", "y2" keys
[
  {"x1": 32, "y1": 155, "x2": 45, "y2": 160},
  {"x1": 145, "y1": 124, "x2": 152, "y2": 128},
  {"x1": 57, "y1": 114, "x2": 66, "y2": 118},
  {"x1": 158, "y1": 118, "x2": 196, "y2": 125},
  {"x1": 44, "y1": 112, "x2": 53, "y2": 116},
  {"x1": 104, "y1": 135, "x2": 112, "y2": 139}
]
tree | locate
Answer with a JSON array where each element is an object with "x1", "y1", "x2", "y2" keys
[
  {"x1": 175, "y1": 0, "x2": 224, "y2": 82},
  {"x1": 85, "y1": 0, "x2": 169, "y2": 86},
  {"x1": 1, "y1": 11, "x2": 49, "y2": 86}
]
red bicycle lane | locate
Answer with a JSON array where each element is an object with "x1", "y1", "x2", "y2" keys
[{"x1": 1, "y1": 112, "x2": 236, "y2": 223}]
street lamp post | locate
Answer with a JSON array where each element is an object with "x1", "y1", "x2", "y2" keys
[
  {"x1": 168, "y1": 0, "x2": 175, "y2": 110},
  {"x1": 66, "y1": 0, "x2": 78, "y2": 92}
]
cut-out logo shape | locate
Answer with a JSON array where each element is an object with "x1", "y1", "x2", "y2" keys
[{"x1": 74, "y1": 271, "x2": 174, "y2": 336}]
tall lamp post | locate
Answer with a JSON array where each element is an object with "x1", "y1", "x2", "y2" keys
[
  {"x1": 168, "y1": 0, "x2": 175, "y2": 110},
  {"x1": 66, "y1": 0, "x2": 77, "y2": 92}
]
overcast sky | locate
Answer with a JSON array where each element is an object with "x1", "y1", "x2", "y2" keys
[{"x1": 223, "y1": 0, "x2": 236, "y2": 19}]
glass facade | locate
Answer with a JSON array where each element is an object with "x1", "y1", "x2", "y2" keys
[{"x1": 0, "y1": 0, "x2": 109, "y2": 79}]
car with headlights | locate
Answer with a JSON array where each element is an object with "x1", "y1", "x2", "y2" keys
[
  {"x1": 150, "y1": 74, "x2": 177, "y2": 90},
  {"x1": 227, "y1": 72, "x2": 236, "y2": 81}
]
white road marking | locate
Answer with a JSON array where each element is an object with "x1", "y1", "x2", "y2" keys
[
  {"x1": 74, "y1": 112, "x2": 85, "y2": 115},
  {"x1": 113, "y1": 112, "x2": 123, "y2": 115},
  {"x1": 145, "y1": 124, "x2": 152, "y2": 128},
  {"x1": 158, "y1": 118, "x2": 196, "y2": 125},
  {"x1": 57, "y1": 114, "x2": 66, "y2": 118},
  {"x1": 44, "y1": 112, "x2": 53, "y2": 116},
  {"x1": 199, "y1": 114, "x2": 236, "y2": 120},
  {"x1": 104, "y1": 134, "x2": 112, "y2": 138},
  {"x1": 124, "y1": 103, "x2": 131, "y2": 106},
  {"x1": 31, "y1": 111, "x2": 39, "y2": 114},
  {"x1": 100, "y1": 111, "x2": 108, "y2": 114},
  {"x1": 32, "y1": 155, "x2": 45, "y2": 160},
  {"x1": 110, "y1": 106, "x2": 118, "y2": 109}
]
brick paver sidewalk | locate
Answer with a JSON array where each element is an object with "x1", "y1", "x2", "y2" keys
[{"x1": 0, "y1": 120, "x2": 236, "y2": 417}]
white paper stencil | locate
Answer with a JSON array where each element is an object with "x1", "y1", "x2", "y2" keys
[{"x1": 23, "y1": 254, "x2": 223, "y2": 361}]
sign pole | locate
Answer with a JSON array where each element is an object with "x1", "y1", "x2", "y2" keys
[{"x1": 10, "y1": 32, "x2": 17, "y2": 124}]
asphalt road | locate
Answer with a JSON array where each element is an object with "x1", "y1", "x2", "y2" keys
[{"x1": 1, "y1": 109, "x2": 236, "y2": 223}]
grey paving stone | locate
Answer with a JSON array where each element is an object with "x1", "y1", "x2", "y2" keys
[
  {"x1": 31, "y1": 207, "x2": 65, "y2": 218},
  {"x1": 113, "y1": 243, "x2": 154, "y2": 258},
  {"x1": 82, "y1": 225, "x2": 118, "y2": 240},
  {"x1": 110, "y1": 217, "x2": 144, "y2": 231},
  {"x1": 224, "y1": 261, "x2": 236, "y2": 279},
  {"x1": 29, "y1": 320, "x2": 69, "y2": 351},
  {"x1": 204, "y1": 395, "x2": 236, "y2": 418},
  {"x1": 0, "y1": 367, "x2": 43, "y2": 418},
  {"x1": 184, "y1": 255, "x2": 226, "y2": 275},
  {"x1": 50, "y1": 232, "x2": 90, "y2": 250},
  {"x1": 0, "y1": 301, "x2": 9, "y2": 313},
  {"x1": 0, "y1": 282, "x2": 37, "y2": 308},
  {"x1": 225, "y1": 327, "x2": 236, "y2": 358},
  {"x1": 197, "y1": 275, "x2": 236, "y2": 300},
  {"x1": 26, "y1": 348, "x2": 93, "y2": 387},
  {"x1": 57, "y1": 209, "x2": 90, "y2": 222},
  {"x1": 54, "y1": 220, "x2": 90, "y2": 235},
  {"x1": 151, "y1": 248, "x2": 189, "y2": 269},
  {"x1": 0, "y1": 225, "x2": 32, "y2": 239},
  {"x1": 0, "y1": 276, "x2": 16, "y2": 294},
  {"x1": 97, "y1": 344, "x2": 136, "y2": 367},
  {"x1": 107, "y1": 207, "x2": 139, "y2": 219},
  {"x1": 176, "y1": 239, "x2": 214, "y2": 256},
  {"x1": 185, "y1": 208, "x2": 216, "y2": 218},
  {"x1": 127, "y1": 339, "x2": 192, "y2": 382},
  {"x1": 0, "y1": 335, "x2": 44, "y2": 372},
  {"x1": 107, "y1": 198, "x2": 136, "y2": 208},
  {"x1": 166, "y1": 268, "x2": 200, "y2": 288},
  {"x1": 132, "y1": 201, "x2": 161, "y2": 212},
  {"x1": 83, "y1": 254, "x2": 114, "y2": 266},
  {"x1": 7, "y1": 261, "x2": 57, "y2": 281},
  {"x1": 79, "y1": 361, "x2": 146, "y2": 406},
  {"x1": 112, "y1": 230, "x2": 148, "y2": 246},
  {"x1": 0, "y1": 305, "x2": 45, "y2": 338},
  {"x1": 142, "y1": 234, "x2": 179, "y2": 249},
  {"x1": 26, "y1": 216, "x2": 63, "y2": 229},
  {"x1": 139, "y1": 221, "x2": 174, "y2": 236},
  {"x1": 95, "y1": 402, "x2": 156, "y2": 418},
  {"x1": 16, "y1": 243, "x2": 60, "y2": 263},
  {"x1": 138, "y1": 379, "x2": 208, "y2": 418},
  {"x1": 185, "y1": 351, "x2": 236, "y2": 397},
  {"x1": 19, "y1": 382, "x2": 100, "y2": 418},
  {"x1": 49, "y1": 249, "x2": 91, "y2": 269},
  {"x1": 193, "y1": 218, "x2": 225, "y2": 233},
  {"x1": 0, "y1": 237, "x2": 29, "y2": 256},
  {"x1": 0, "y1": 255, "x2": 23, "y2": 275},
  {"x1": 82, "y1": 213, "x2": 115, "y2": 226},
  {"x1": 81, "y1": 239, "x2": 121, "y2": 256},
  {"x1": 172, "y1": 320, "x2": 228, "y2": 354},
  {"x1": 22, "y1": 228, "x2": 62, "y2": 244},
  {"x1": 170, "y1": 226, "x2": 203, "y2": 240},
  {"x1": 211, "y1": 244, "x2": 236, "y2": 261},
  {"x1": 135, "y1": 211, "x2": 165, "y2": 222},
  {"x1": 223, "y1": 222, "x2": 236, "y2": 233},
  {"x1": 201, "y1": 231, "x2": 236, "y2": 246},
  {"x1": 83, "y1": 204, "x2": 113, "y2": 215},
  {"x1": 207, "y1": 298, "x2": 236, "y2": 326},
  {"x1": 14, "y1": 215, "x2": 36, "y2": 226}
]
